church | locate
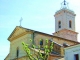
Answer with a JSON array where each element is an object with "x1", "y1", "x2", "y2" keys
[{"x1": 5, "y1": 0, "x2": 80, "y2": 60}]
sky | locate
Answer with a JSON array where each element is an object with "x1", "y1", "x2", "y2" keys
[{"x1": 0, "y1": 0, "x2": 80, "y2": 60}]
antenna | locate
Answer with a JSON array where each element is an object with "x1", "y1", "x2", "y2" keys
[{"x1": 20, "y1": 17, "x2": 23, "y2": 26}]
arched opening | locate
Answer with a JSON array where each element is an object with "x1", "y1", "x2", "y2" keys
[
  {"x1": 16, "y1": 47, "x2": 19, "y2": 58},
  {"x1": 69, "y1": 20, "x2": 72, "y2": 28},
  {"x1": 58, "y1": 21, "x2": 61, "y2": 28},
  {"x1": 40, "y1": 39, "x2": 43, "y2": 48}
]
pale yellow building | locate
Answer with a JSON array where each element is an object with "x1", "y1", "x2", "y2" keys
[
  {"x1": 5, "y1": 26, "x2": 79, "y2": 60},
  {"x1": 5, "y1": 0, "x2": 80, "y2": 60},
  {"x1": 5, "y1": 26, "x2": 53, "y2": 60}
]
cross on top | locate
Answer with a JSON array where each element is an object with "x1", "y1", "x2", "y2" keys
[{"x1": 20, "y1": 17, "x2": 23, "y2": 26}]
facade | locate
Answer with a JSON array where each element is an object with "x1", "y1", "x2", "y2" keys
[
  {"x1": 5, "y1": 0, "x2": 80, "y2": 60},
  {"x1": 54, "y1": 8, "x2": 76, "y2": 32},
  {"x1": 53, "y1": 29, "x2": 78, "y2": 41},
  {"x1": 64, "y1": 44, "x2": 80, "y2": 60},
  {"x1": 5, "y1": 26, "x2": 53, "y2": 60},
  {"x1": 4, "y1": 26, "x2": 79, "y2": 60},
  {"x1": 54, "y1": 0, "x2": 78, "y2": 42},
  {"x1": 54, "y1": 7, "x2": 78, "y2": 42}
]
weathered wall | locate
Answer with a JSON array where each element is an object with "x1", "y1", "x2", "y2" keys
[
  {"x1": 53, "y1": 37, "x2": 77, "y2": 46},
  {"x1": 34, "y1": 33, "x2": 53, "y2": 47},
  {"x1": 53, "y1": 29, "x2": 77, "y2": 41},
  {"x1": 64, "y1": 44, "x2": 80, "y2": 60},
  {"x1": 48, "y1": 55, "x2": 62, "y2": 60},
  {"x1": 9, "y1": 33, "x2": 32, "y2": 60}
]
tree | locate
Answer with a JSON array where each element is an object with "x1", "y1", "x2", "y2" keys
[{"x1": 22, "y1": 39, "x2": 54, "y2": 60}]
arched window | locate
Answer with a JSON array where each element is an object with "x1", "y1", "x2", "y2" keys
[
  {"x1": 58, "y1": 21, "x2": 61, "y2": 28},
  {"x1": 40, "y1": 39, "x2": 43, "y2": 48},
  {"x1": 40, "y1": 39, "x2": 43, "y2": 45},
  {"x1": 69, "y1": 20, "x2": 72, "y2": 28},
  {"x1": 16, "y1": 47, "x2": 19, "y2": 58}
]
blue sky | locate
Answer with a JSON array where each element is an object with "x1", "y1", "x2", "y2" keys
[{"x1": 0, "y1": 0, "x2": 80, "y2": 60}]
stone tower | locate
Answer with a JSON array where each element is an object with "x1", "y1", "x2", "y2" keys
[
  {"x1": 53, "y1": 0, "x2": 78, "y2": 41},
  {"x1": 54, "y1": 0, "x2": 76, "y2": 32},
  {"x1": 54, "y1": 8, "x2": 76, "y2": 32}
]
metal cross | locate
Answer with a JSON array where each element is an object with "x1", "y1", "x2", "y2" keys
[{"x1": 20, "y1": 17, "x2": 23, "y2": 26}]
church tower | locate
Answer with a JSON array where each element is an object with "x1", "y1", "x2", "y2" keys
[
  {"x1": 53, "y1": 0, "x2": 78, "y2": 41},
  {"x1": 54, "y1": 0, "x2": 76, "y2": 32}
]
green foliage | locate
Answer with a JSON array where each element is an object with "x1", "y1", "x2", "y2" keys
[{"x1": 22, "y1": 39, "x2": 54, "y2": 60}]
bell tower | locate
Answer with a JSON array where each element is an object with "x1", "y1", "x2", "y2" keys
[
  {"x1": 54, "y1": 0, "x2": 76, "y2": 32},
  {"x1": 53, "y1": 0, "x2": 78, "y2": 41}
]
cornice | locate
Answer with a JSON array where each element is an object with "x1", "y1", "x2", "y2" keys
[{"x1": 9, "y1": 31, "x2": 32, "y2": 42}]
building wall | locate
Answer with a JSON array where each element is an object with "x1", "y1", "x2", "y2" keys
[
  {"x1": 53, "y1": 43, "x2": 61, "y2": 54},
  {"x1": 4, "y1": 54, "x2": 10, "y2": 60},
  {"x1": 54, "y1": 8, "x2": 76, "y2": 32},
  {"x1": 6, "y1": 26, "x2": 79, "y2": 60},
  {"x1": 64, "y1": 44, "x2": 80, "y2": 60},
  {"x1": 53, "y1": 37, "x2": 77, "y2": 46},
  {"x1": 53, "y1": 29, "x2": 77, "y2": 41},
  {"x1": 7, "y1": 31, "x2": 53, "y2": 60},
  {"x1": 58, "y1": 58, "x2": 64, "y2": 60},
  {"x1": 9, "y1": 33, "x2": 32, "y2": 60},
  {"x1": 17, "y1": 56, "x2": 28, "y2": 60},
  {"x1": 48, "y1": 55, "x2": 62, "y2": 60},
  {"x1": 34, "y1": 33, "x2": 53, "y2": 47}
]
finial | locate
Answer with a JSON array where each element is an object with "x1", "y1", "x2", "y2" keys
[
  {"x1": 64, "y1": 0, "x2": 66, "y2": 5},
  {"x1": 61, "y1": 0, "x2": 69, "y2": 9},
  {"x1": 20, "y1": 17, "x2": 23, "y2": 26}
]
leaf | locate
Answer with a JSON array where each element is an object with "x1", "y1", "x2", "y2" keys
[{"x1": 46, "y1": 39, "x2": 48, "y2": 43}]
